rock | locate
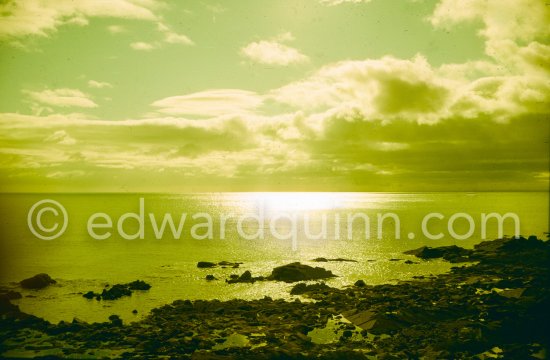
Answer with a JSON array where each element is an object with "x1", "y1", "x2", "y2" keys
[
  {"x1": 268, "y1": 262, "x2": 337, "y2": 283},
  {"x1": 311, "y1": 257, "x2": 357, "y2": 262},
  {"x1": 226, "y1": 270, "x2": 260, "y2": 284},
  {"x1": 108, "y1": 314, "x2": 123, "y2": 326},
  {"x1": 101, "y1": 284, "x2": 132, "y2": 300},
  {"x1": 82, "y1": 291, "x2": 97, "y2": 299},
  {"x1": 20, "y1": 273, "x2": 56, "y2": 289},
  {"x1": 354, "y1": 280, "x2": 366, "y2": 287},
  {"x1": 197, "y1": 261, "x2": 217, "y2": 268},
  {"x1": 290, "y1": 282, "x2": 332, "y2": 295},
  {"x1": 132, "y1": 309, "x2": 138, "y2": 314},
  {"x1": 205, "y1": 275, "x2": 217, "y2": 281},
  {"x1": 240, "y1": 270, "x2": 252, "y2": 281},
  {"x1": 404, "y1": 260, "x2": 416, "y2": 265},
  {"x1": 0, "y1": 290, "x2": 22, "y2": 300},
  {"x1": 127, "y1": 280, "x2": 151, "y2": 290},
  {"x1": 404, "y1": 245, "x2": 473, "y2": 262},
  {"x1": 0, "y1": 297, "x2": 20, "y2": 315}
]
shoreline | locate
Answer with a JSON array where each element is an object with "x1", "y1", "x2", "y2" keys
[{"x1": 1, "y1": 236, "x2": 549, "y2": 359}]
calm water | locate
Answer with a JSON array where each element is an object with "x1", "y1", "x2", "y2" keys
[{"x1": 0, "y1": 192, "x2": 547, "y2": 323}]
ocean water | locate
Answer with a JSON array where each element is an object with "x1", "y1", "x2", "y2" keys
[{"x1": 0, "y1": 192, "x2": 547, "y2": 324}]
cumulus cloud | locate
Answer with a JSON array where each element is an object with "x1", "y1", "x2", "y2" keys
[
  {"x1": 151, "y1": 89, "x2": 264, "y2": 117},
  {"x1": 44, "y1": 130, "x2": 77, "y2": 145},
  {"x1": 240, "y1": 32, "x2": 309, "y2": 66},
  {"x1": 270, "y1": 55, "x2": 452, "y2": 123},
  {"x1": 320, "y1": 0, "x2": 372, "y2": 5},
  {"x1": 130, "y1": 22, "x2": 194, "y2": 50},
  {"x1": 130, "y1": 41, "x2": 156, "y2": 51},
  {"x1": 106, "y1": 25, "x2": 127, "y2": 34},
  {"x1": 24, "y1": 88, "x2": 97, "y2": 108},
  {"x1": 0, "y1": 0, "x2": 159, "y2": 38},
  {"x1": 87, "y1": 80, "x2": 113, "y2": 89}
]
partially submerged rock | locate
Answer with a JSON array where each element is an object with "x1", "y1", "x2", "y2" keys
[
  {"x1": 197, "y1": 261, "x2": 242, "y2": 269},
  {"x1": 404, "y1": 245, "x2": 473, "y2": 263},
  {"x1": 268, "y1": 262, "x2": 337, "y2": 283},
  {"x1": 226, "y1": 271, "x2": 263, "y2": 284},
  {"x1": 20, "y1": 273, "x2": 56, "y2": 289},
  {"x1": 83, "y1": 280, "x2": 151, "y2": 301},
  {"x1": 311, "y1": 258, "x2": 357, "y2": 263}
]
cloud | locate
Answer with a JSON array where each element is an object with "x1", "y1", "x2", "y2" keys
[
  {"x1": 240, "y1": 32, "x2": 309, "y2": 66},
  {"x1": 106, "y1": 25, "x2": 127, "y2": 34},
  {"x1": 130, "y1": 22, "x2": 194, "y2": 50},
  {"x1": 87, "y1": 80, "x2": 113, "y2": 89},
  {"x1": 429, "y1": 0, "x2": 550, "y2": 74},
  {"x1": 157, "y1": 21, "x2": 194, "y2": 46},
  {"x1": 0, "y1": 0, "x2": 160, "y2": 38},
  {"x1": 44, "y1": 130, "x2": 77, "y2": 145},
  {"x1": 270, "y1": 55, "x2": 451, "y2": 123},
  {"x1": 24, "y1": 88, "x2": 97, "y2": 108},
  {"x1": 151, "y1": 89, "x2": 264, "y2": 117},
  {"x1": 320, "y1": 0, "x2": 372, "y2": 5},
  {"x1": 130, "y1": 41, "x2": 156, "y2": 51}
]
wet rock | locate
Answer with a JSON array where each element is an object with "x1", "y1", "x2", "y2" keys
[
  {"x1": 20, "y1": 273, "x2": 56, "y2": 289},
  {"x1": 226, "y1": 270, "x2": 261, "y2": 284},
  {"x1": 82, "y1": 291, "x2": 97, "y2": 299},
  {"x1": 0, "y1": 290, "x2": 22, "y2": 300},
  {"x1": 127, "y1": 280, "x2": 151, "y2": 290},
  {"x1": 311, "y1": 257, "x2": 357, "y2": 263},
  {"x1": 101, "y1": 284, "x2": 132, "y2": 300},
  {"x1": 404, "y1": 245, "x2": 473, "y2": 262},
  {"x1": 108, "y1": 314, "x2": 123, "y2": 326},
  {"x1": 197, "y1": 261, "x2": 217, "y2": 268},
  {"x1": 268, "y1": 262, "x2": 337, "y2": 283},
  {"x1": 0, "y1": 297, "x2": 20, "y2": 315},
  {"x1": 290, "y1": 282, "x2": 332, "y2": 295}
]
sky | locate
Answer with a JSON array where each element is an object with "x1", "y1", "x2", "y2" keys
[{"x1": 0, "y1": 0, "x2": 548, "y2": 192}]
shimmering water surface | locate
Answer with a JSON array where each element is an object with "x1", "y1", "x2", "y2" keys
[{"x1": 0, "y1": 192, "x2": 547, "y2": 323}]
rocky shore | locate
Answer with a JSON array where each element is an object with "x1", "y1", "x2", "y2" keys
[{"x1": 1, "y1": 236, "x2": 549, "y2": 359}]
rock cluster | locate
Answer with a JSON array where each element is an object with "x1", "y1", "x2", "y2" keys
[
  {"x1": 82, "y1": 280, "x2": 151, "y2": 301},
  {"x1": 19, "y1": 273, "x2": 56, "y2": 289},
  {"x1": 1, "y1": 236, "x2": 548, "y2": 359}
]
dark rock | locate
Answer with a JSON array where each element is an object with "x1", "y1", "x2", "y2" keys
[
  {"x1": 404, "y1": 245, "x2": 473, "y2": 262},
  {"x1": 20, "y1": 273, "x2": 56, "y2": 289},
  {"x1": 312, "y1": 257, "x2": 357, "y2": 262},
  {"x1": 108, "y1": 314, "x2": 123, "y2": 326},
  {"x1": 0, "y1": 297, "x2": 20, "y2": 314},
  {"x1": 226, "y1": 270, "x2": 260, "y2": 284},
  {"x1": 127, "y1": 280, "x2": 151, "y2": 290},
  {"x1": 197, "y1": 261, "x2": 217, "y2": 268},
  {"x1": 0, "y1": 290, "x2": 22, "y2": 300},
  {"x1": 268, "y1": 262, "x2": 337, "y2": 283},
  {"x1": 205, "y1": 274, "x2": 217, "y2": 281},
  {"x1": 82, "y1": 291, "x2": 97, "y2": 299},
  {"x1": 354, "y1": 280, "x2": 367, "y2": 287},
  {"x1": 290, "y1": 282, "x2": 332, "y2": 295},
  {"x1": 101, "y1": 284, "x2": 132, "y2": 300},
  {"x1": 132, "y1": 309, "x2": 138, "y2": 314}
]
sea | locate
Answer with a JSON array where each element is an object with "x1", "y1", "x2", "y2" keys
[{"x1": 0, "y1": 192, "x2": 547, "y2": 324}]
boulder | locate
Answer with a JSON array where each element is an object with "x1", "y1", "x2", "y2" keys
[
  {"x1": 268, "y1": 262, "x2": 337, "y2": 283},
  {"x1": 404, "y1": 245, "x2": 473, "y2": 262},
  {"x1": 205, "y1": 275, "x2": 217, "y2": 281},
  {"x1": 20, "y1": 273, "x2": 56, "y2": 289},
  {"x1": 127, "y1": 280, "x2": 151, "y2": 290},
  {"x1": 197, "y1": 261, "x2": 217, "y2": 268}
]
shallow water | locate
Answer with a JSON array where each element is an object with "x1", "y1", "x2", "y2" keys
[{"x1": 0, "y1": 192, "x2": 547, "y2": 323}]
